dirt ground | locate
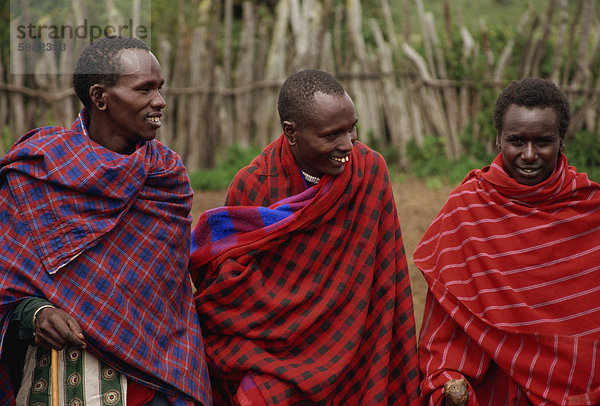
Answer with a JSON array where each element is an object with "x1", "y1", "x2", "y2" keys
[{"x1": 191, "y1": 177, "x2": 456, "y2": 335}]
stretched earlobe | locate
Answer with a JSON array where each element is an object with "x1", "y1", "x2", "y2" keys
[
  {"x1": 90, "y1": 85, "x2": 107, "y2": 111},
  {"x1": 282, "y1": 121, "x2": 296, "y2": 146}
]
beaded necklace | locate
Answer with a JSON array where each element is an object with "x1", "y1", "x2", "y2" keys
[{"x1": 301, "y1": 170, "x2": 320, "y2": 184}]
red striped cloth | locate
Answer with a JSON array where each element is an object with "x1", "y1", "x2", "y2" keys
[
  {"x1": 190, "y1": 134, "x2": 419, "y2": 405},
  {"x1": 414, "y1": 153, "x2": 600, "y2": 405}
]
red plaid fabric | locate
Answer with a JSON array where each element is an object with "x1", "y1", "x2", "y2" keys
[
  {"x1": 190, "y1": 134, "x2": 419, "y2": 405},
  {"x1": 0, "y1": 110, "x2": 211, "y2": 406},
  {"x1": 415, "y1": 153, "x2": 600, "y2": 405}
]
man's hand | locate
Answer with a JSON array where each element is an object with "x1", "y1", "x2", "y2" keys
[
  {"x1": 443, "y1": 378, "x2": 468, "y2": 406},
  {"x1": 34, "y1": 307, "x2": 86, "y2": 350}
]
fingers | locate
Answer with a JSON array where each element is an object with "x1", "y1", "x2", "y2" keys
[
  {"x1": 443, "y1": 378, "x2": 468, "y2": 406},
  {"x1": 34, "y1": 308, "x2": 86, "y2": 350},
  {"x1": 64, "y1": 318, "x2": 87, "y2": 349}
]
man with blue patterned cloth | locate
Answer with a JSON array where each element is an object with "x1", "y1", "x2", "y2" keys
[{"x1": 0, "y1": 36, "x2": 212, "y2": 406}]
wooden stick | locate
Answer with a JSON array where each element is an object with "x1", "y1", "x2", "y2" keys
[{"x1": 51, "y1": 348, "x2": 59, "y2": 406}]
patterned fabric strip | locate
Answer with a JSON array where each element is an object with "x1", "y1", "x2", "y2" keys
[
  {"x1": 0, "y1": 110, "x2": 211, "y2": 405},
  {"x1": 64, "y1": 346, "x2": 84, "y2": 404},
  {"x1": 17, "y1": 345, "x2": 126, "y2": 406},
  {"x1": 191, "y1": 134, "x2": 420, "y2": 405},
  {"x1": 26, "y1": 346, "x2": 51, "y2": 405},
  {"x1": 415, "y1": 153, "x2": 600, "y2": 405}
]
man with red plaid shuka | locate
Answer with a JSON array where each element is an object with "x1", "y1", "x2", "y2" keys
[
  {"x1": 0, "y1": 36, "x2": 211, "y2": 406},
  {"x1": 190, "y1": 69, "x2": 420, "y2": 405}
]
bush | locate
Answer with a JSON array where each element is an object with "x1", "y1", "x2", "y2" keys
[
  {"x1": 405, "y1": 136, "x2": 448, "y2": 179},
  {"x1": 188, "y1": 144, "x2": 262, "y2": 191},
  {"x1": 564, "y1": 130, "x2": 600, "y2": 182},
  {"x1": 405, "y1": 136, "x2": 488, "y2": 184}
]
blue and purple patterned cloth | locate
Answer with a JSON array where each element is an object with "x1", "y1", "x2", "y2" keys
[{"x1": 0, "y1": 110, "x2": 211, "y2": 405}]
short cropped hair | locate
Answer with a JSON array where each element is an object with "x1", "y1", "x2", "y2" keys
[
  {"x1": 278, "y1": 69, "x2": 345, "y2": 127},
  {"x1": 73, "y1": 36, "x2": 150, "y2": 109},
  {"x1": 493, "y1": 78, "x2": 571, "y2": 138}
]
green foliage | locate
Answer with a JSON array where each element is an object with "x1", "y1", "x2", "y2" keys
[
  {"x1": 405, "y1": 130, "x2": 600, "y2": 185},
  {"x1": 188, "y1": 143, "x2": 262, "y2": 191},
  {"x1": 564, "y1": 131, "x2": 600, "y2": 182},
  {"x1": 405, "y1": 135, "x2": 491, "y2": 185},
  {"x1": 459, "y1": 88, "x2": 498, "y2": 163},
  {"x1": 390, "y1": 0, "x2": 547, "y2": 36},
  {"x1": 364, "y1": 131, "x2": 406, "y2": 183},
  {"x1": 365, "y1": 129, "x2": 400, "y2": 166},
  {"x1": 405, "y1": 136, "x2": 447, "y2": 179},
  {"x1": 2, "y1": 125, "x2": 12, "y2": 153},
  {"x1": 0, "y1": 1, "x2": 9, "y2": 71}
]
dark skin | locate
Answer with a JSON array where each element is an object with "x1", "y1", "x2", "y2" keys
[
  {"x1": 88, "y1": 48, "x2": 166, "y2": 155},
  {"x1": 496, "y1": 105, "x2": 562, "y2": 186},
  {"x1": 34, "y1": 307, "x2": 86, "y2": 350},
  {"x1": 34, "y1": 49, "x2": 166, "y2": 350},
  {"x1": 283, "y1": 91, "x2": 358, "y2": 178}
]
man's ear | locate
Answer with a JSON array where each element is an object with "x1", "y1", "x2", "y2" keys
[
  {"x1": 495, "y1": 132, "x2": 501, "y2": 149},
  {"x1": 89, "y1": 84, "x2": 107, "y2": 111},
  {"x1": 283, "y1": 120, "x2": 297, "y2": 146}
]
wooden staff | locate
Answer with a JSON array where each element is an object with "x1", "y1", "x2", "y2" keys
[{"x1": 51, "y1": 348, "x2": 59, "y2": 406}]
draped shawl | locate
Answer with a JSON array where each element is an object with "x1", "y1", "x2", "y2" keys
[
  {"x1": 0, "y1": 110, "x2": 211, "y2": 406},
  {"x1": 415, "y1": 153, "x2": 600, "y2": 405},
  {"x1": 190, "y1": 135, "x2": 419, "y2": 405}
]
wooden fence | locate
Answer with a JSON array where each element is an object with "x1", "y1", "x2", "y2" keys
[{"x1": 2, "y1": 0, "x2": 599, "y2": 171}]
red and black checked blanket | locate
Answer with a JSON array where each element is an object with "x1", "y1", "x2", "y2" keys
[
  {"x1": 415, "y1": 153, "x2": 600, "y2": 405},
  {"x1": 190, "y1": 135, "x2": 419, "y2": 405},
  {"x1": 0, "y1": 110, "x2": 211, "y2": 406}
]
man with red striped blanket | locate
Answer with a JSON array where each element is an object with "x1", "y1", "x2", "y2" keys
[
  {"x1": 190, "y1": 69, "x2": 419, "y2": 405},
  {"x1": 0, "y1": 37, "x2": 211, "y2": 405},
  {"x1": 415, "y1": 78, "x2": 600, "y2": 405}
]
